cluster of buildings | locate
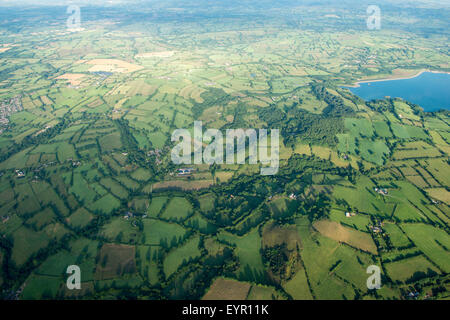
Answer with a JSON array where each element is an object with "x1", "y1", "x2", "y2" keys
[
  {"x1": 148, "y1": 149, "x2": 163, "y2": 165},
  {"x1": 408, "y1": 291, "x2": 420, "y2": 299},
  {"x1": 374, "y1": 187, "x2": 388, "y2": 196},
  {"x1": 177, "y1": 168, "x2": 194, "y2": 176},
  {"x1": 15, "y1": 170, "x2": 25, "y2": 178},
  {"x1": 123, "y1": 211, "x2": 134, "y2": 220},
  {"x1": 72, "y1": 161, "x2": 82, "y2": 167},
  {"x1": 369, "y1": 220, "x2": 385, "y2": 234},
  {"x1": 370, "y1": 225, "x2": 383, "y2": 234},
  {"x1": 0, "y1": 96, "x2": 23, "y2": 134}
]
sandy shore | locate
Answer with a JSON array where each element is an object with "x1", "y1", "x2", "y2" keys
[{"x1": 345, "y1": 69, "x2": 450, "y2": 88}]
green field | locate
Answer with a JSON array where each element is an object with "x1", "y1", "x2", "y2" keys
[
  {"x1": 142, "y1": 219, "x2": 188, "y2": 247},
  {"x1": 160, "y1": 197, "x2": 193, "y2": 221},
  {"x1": 384, "y1": 223, "x2": 411, "y2": 248},
  {"x1": 385, "y1": 255, "x2": 440, "y2": 282},
  {"x1": 218, "y1": 228, "x2": 266, "y2": 283},
  {"x1": 147, "y1": 196, "x2": 169, "y2": 218},
  {"x1": 400, "y1": 223, "x2": 450, "y2": 273},
  {"x1": 11, "y1": 226, "x2": 50, "y2": 266},
  {"x1": 163, "y1": 236, "x2": 202, "y2": 278}
]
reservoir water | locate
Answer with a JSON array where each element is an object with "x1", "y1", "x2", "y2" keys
[{"x1": 345, "y1": 71, "x2": 450, "y2": 112}]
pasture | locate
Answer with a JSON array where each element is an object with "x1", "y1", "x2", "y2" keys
[{"x1": 313, "y1": 220, "x2": 377, "y2": 254}]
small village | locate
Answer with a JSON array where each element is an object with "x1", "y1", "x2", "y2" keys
[
  {"x1": 147, "y1": 148, "x2": 164, "y2": 165},
  {"x1": 0, "y1": 95, "x2": 23, "y2": 134}
]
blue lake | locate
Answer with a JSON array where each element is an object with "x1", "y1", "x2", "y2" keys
[{"x1": 345, "y1": 72, "x2": 450, "y2": 112}]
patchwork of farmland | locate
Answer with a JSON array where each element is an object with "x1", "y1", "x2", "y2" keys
[{"x1": 0, "y1": 1, "x2": 449, "y2": 301}]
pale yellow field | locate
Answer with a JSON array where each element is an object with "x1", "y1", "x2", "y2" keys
[
  {"x1": 40, "y1": 96, "x2": 53, "y2": 105},
  {"x1": 179, "y1": 84, "x2": 206, "y2": 103},
  {"x1": 425, "y1": 188, "x2": 450, "y2": 204},
  {"x1": 135, "y1": 51, "x2": 175, "y2": 58},
  {"x1": 87, "y1": 98, "x2": 103, "y2": 108},
  {"x1": 312, "y1": 145, "x2": 331, "y2": 160},
  {"x1": 202, "y1": 278, "x2": 251, "y2": 300},
  {"x1": 55, "y1": 73, "x2": 86, "y2": 86},
  {"x1": 84, "y1": 59, "x2": 143, "y2": 73},
  {"x1": 294, "y1": 143, "x2": 311, "y2": 156},
  {"x1": 215, "y1": 171, "x2": 234, "y2": 183},
  {"x1": 313, "y1": 220, "x2": 378, "y2": 254}
]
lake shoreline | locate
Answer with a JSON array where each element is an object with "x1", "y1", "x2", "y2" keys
[
  {"x1": 345, "y1": 69, "x2": 450, "y2": 88},
  {"x1": 343, "y1": 70, "x2": 450, "y2": 112}
]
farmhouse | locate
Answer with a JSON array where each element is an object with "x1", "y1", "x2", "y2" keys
[
  {"x1": 374, "y1": 187, "x2": 388, "y2": 195},
  {"x1": 15, "y1": 170, "x2": 25, "y2": 178},
  {"x1": 123, "y1": 212, "x2": 133, "y2": 220},
  {"x1": 370, "y1": 226, "x2": 382, "y2": 233},
  {"x1": 72, "y1": 161, "x2": 81, "y2": 167},
  {"x1": 345, "y1": 212, "x2": 357, "y2": 218}
]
